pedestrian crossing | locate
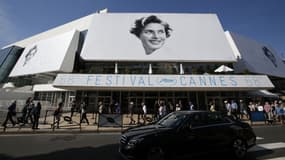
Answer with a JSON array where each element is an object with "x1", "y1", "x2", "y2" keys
[
  {"x1": 249, "y1": 142, "x2": 285, "y2": 152},
  {"x1": 249, "y1": 136, "x2": 285, "y2": 160},
  {"x1": 264, "y1": 157, "x2": 285, "y2": 160},
  {"x1": 256, "y1": 136, "x2": 264, "y2": 140}
]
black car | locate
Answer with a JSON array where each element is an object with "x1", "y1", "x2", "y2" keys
[{"x1": 119, "y1": 110, "x2": 256, "y2": 160}]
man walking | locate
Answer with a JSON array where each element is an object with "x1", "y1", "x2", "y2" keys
[{"x1": 2, "y1": 101, "x2": 17, "y2": 128}]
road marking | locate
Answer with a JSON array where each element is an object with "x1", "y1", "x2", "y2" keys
[
  {"x1": 256, "y1": 136, "x2": 264, "y2": 140},
  {"x1": 249, "y1": 142, "x2": 285, "y2": 152},
  {"x1": 264, "y1": 156, "x2": 285, "y2": 160}
]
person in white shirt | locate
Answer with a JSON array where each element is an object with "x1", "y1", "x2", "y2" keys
[
  {"x1": 142, "y1": 102, "x2": 147, "y2": 124},
  {"x1": 257, "y1": 102, "x2": 264, "y2": 112}
]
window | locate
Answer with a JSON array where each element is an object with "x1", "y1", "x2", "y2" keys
[
  {"x1": 190, "y1": 113, "x2": 207, "y2": 127},
  {"x1": 206, "y1": 113, "x2": 228, "y2": 124},
  {"x1": 0, "y1": 46, "x2": 23, "y2": 83},
  {"x1": 157, "y1": 112, "x2": 187, "y2": 128}
]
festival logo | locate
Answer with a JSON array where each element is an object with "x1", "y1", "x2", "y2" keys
[
  {"x1": 23, "y1": 45, "x2": 37, "y2": 66},
  {"x1": 262, "y1": 46, "x2": 277, "y2": 67}
]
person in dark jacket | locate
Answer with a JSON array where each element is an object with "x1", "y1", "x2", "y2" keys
[
  {"x1": 80, "y1": 102, "x2": 89, "y2": 125},
  {"x1": 20, "y1": 97, "x2": 32, "y2": 123},
  {"x1": 2, "y1": 101, "x2": 17, "y2": 127},
  {"x1": 32, "y1": 102, "x2": 42, "y2": 129},
  {"x1": 70, "y1": 100, "x2": 76, "y2": 121}
]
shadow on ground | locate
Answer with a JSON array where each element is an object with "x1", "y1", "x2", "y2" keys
[
  {"x1": 0, "y1": 144, "x2": 122, "y2": 160},
  {"x1": 0, "y1": 144, "x2": 275, "y2": 160}
]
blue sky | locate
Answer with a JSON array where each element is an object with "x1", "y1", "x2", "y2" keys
[{"x1": 0, "y1": 0, "x2": 284, "y2": 58}]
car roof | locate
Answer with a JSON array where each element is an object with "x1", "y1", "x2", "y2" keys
[{"x1": 174, "y1": 110, "x2": 219, "y2": 115}]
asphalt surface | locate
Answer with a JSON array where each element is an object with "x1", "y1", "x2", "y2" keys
[
  {"x1": 1, "y1": 111, "x2": 285, "y2": 160},
  {"x1": 0, "y1": 125, "x2": 285, "y2": 160}
]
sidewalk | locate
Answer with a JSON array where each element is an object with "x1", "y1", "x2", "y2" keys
[
  {"x1": 0, "y1": 113, "x2": 151, "y2": 134},
  {"x1": 1, "y1": 112, "x2": 283, "y2": 134}
]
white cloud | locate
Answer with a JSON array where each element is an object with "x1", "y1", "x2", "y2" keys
[{"x1": 0, "y1": 2, "x2": 19, "y2": 48}]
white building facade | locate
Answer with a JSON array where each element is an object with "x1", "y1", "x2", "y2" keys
[{"x1": 1, "y1": 13, "x2": 283, "y2": 112}]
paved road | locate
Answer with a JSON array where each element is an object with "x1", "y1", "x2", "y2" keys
[
  {"x1": 0, "y1": 125, "x2": 284, "y2": 160},
  {"x1": 0, "y1": 133, "x2": 122, "y2": 160},
  {"x1": 247, "y1": 125, "x2": 285, "y2": 160}
]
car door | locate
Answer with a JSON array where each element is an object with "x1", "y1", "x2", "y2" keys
[
  {"x1": 204, "y1": 112, "x2": 233, "y2": 151},
  {"x1": 175, "y1": 113, "x2": 210, "y2": 157}
]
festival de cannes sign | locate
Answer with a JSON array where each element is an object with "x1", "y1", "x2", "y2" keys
[
  {"x1": 53, "y1": 74, "x2": 274, "y2": 90},
  {"x1": 81, "y1": 13, "x2": 236, "y2": 62}
]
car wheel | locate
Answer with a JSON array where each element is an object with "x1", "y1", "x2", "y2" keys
[
  {"x1": 147, "y1": 146, "x2": 165, "y2": 160},
  {"x1": 232, "y1": 138, "x2": 247, "y2": 159}
]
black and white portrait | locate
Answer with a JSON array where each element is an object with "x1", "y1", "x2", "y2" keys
[
  {"x1": 130, "y1": 15, "x2": 172, "y2": 55},
  {"x1": 80, "y1": 13, "x2": 236, "y2": 62}
]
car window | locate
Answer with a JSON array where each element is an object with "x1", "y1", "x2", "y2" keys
[
  {"x1": 189, "y1": 113, "x2": 207, "y2": 127},
  {"x1": 206, "y1": 112, "x2": 228, "y2": 124},
  {"x1": 157, "y1": 113, "x2": 187, "y2": 128}
]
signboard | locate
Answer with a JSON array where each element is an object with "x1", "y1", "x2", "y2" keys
[
  {"x1": 53, "y1": 74, "x2": 274, "y2": 90},
  {"x1": 98, "y1": 114, "x2": 122, "y2": 127},
  {"x1": 81, "y1": 13, "x2": 236, "y2": 62},
  {"x1": 250, "y1": 111, "x2": 266, "y2": 123},
  {"x1": 9, "y1": 30, "x2": 79, "y2": 77}
]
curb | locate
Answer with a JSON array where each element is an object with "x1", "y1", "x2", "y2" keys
[{"x1": 0, "y1": 128, "x2": 124, "y2": 135}]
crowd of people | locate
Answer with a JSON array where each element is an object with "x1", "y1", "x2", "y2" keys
[
  {"x1": 213, "y1": 99, "x2": 285, "y2": 125},
  {"x1": 245, "y1": 100, "x2": 285, "y2": 124},
  {"x1": 2, "y1": 97, "x2": 284, "y2": 130},
  {"x1": 1, "y1": 97, "x2": 42, "y2": 129},
  {"x1": 67, "y1": 98, "x2": 285, "y2": 126},
  {"x1": 124, "y1": 99, "x2": 196, "y2": 125}
]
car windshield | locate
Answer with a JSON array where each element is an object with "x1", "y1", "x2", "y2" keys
[{"x1": 156, "y1": 112, "x2": 187, "y2": 128}]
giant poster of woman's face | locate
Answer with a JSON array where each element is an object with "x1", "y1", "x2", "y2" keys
[{"x1": 130, "y1": 15, "x2": 172, "y2": 55}]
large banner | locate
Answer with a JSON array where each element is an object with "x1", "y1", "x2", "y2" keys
[
  {"x1": 81, "y1": 13, "x2": 236, "y2": 62},
  {"x1": 228, "y1": 31, "x2": 285, "y2": 78},
  {"x1": 9, "y1": 30, "x2": 79, "y2": 77},
  {"x1": 53, "y1": 74, "x2": 274, "y2": 90}
]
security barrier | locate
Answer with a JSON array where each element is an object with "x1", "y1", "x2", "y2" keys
[
  {"x1": 250, "y1": 111, "x2": 266, "y2": 125},
  {"x1": 97, "y1": 114, "x2": 123, "y2": 131},
  {"x1": 1, "y1": 110, "x2": 154, "y2": 132}
]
